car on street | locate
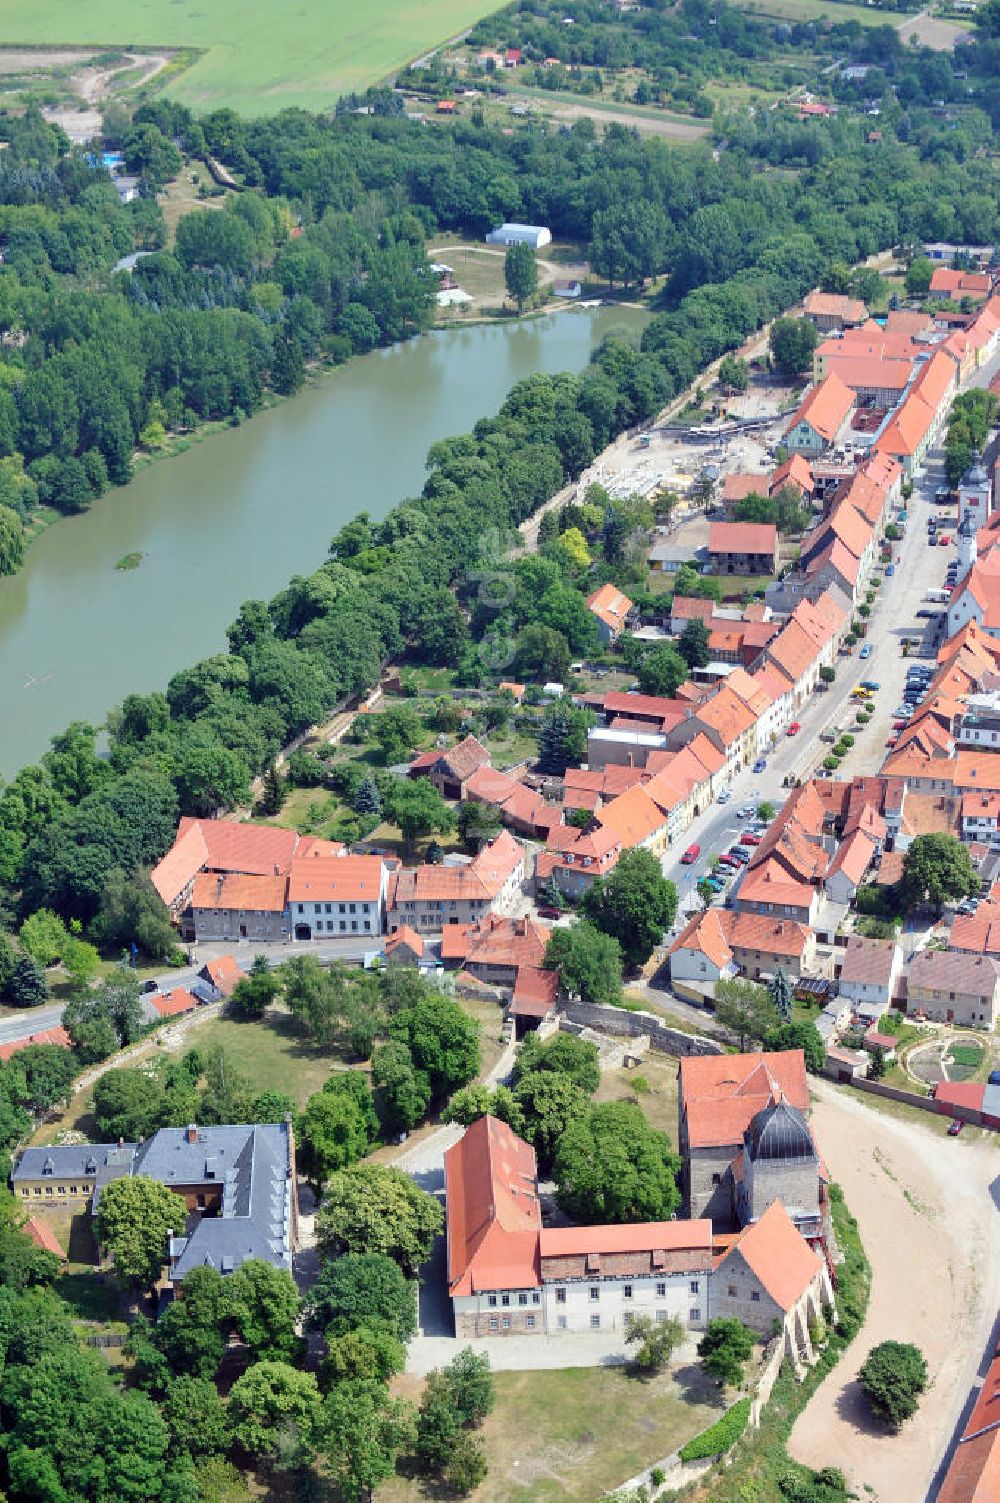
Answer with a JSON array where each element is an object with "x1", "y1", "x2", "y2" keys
[
  {"x1": 787, "y1": 721, "x2": 801, "y2": 735},
  {"x1": 752, "y1": 758, "x2": 767, "y2": 773},
  {"x1": 705, "y1": 877, "x2": 725, "y2": 891},
  {"x1": 728, "y1": 847, "x2": 751, "y2": 863},
  {"x1": 680, "y1": 843, "x2": 701, "y2": 864},
  {"x1": 140, "y1": 978, "x2": 159, "y2": 994},
  {"x1": 892, "y1": 718, "x2": 907, "y2": 729},
  {"x1": 740, "y1": 832, "x2": 762, "y2": 845},
  {"x1": 717, "y1": 788, "x2": 731, "y2": 804},
  {"x1": 736, "y1": 804, "x2": 756, "y2": 818},
  {"x1": 886, "y1": 735, "x2": 898, "y2": 748},
  {"x1": 885, "y1": 564, "x2": 895, "y2": 576},
  {"x1": 860, "y1": 680, "x2": 881, "y2": 692},
  {"x1": 948, "y1": 1119, "x2": 964, "y2": 1137},
  {"x1": 717, "y1": 854, "x2": 739, "y2": 868},
  {"x1": 935, "y1": 488, "x2": 951, "y2": 503},
  {"x1": 915, "y1": 608, "x2": 940, "y2": 619},
  {"x1": 859, "y1": 643, "x2": 872, "y2": 659},
  {"x1": 537, "y1": 906, "x2": 563, "y2": 920}
]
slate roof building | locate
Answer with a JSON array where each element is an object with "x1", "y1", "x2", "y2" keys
[{"x1": 11, "y1": 1120, "x2": 298, "y2": 1286}]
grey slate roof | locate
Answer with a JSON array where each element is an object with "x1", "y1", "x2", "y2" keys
[
  {"x1": 745, "y1": 1101, "x2": 816, "y2": 1164},
  {"x1": 12, "y1": 1143, "x2": 136, "y2": 1184},
  {"x1": 134, "y1": 1123, "x2": 293, "y2": 1281}
]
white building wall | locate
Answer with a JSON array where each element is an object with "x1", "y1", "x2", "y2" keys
[
  {"x1": 668, "y1": 946, "x2": 727, "y2": 986},
  {"x1": 543, "y1": 1272, "x2": 709, "y2": 1334}
]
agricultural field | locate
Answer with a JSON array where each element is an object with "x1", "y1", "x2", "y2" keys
[
  {"x1": 0, "y1": 0, "x2": 504, "y2": 116},
  {"x1": 731, "y1": 0, "x2": 913, "y2": 25}
]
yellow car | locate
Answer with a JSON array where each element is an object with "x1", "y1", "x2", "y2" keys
[{"x1": 851, "y1": 687, "x2": 871, "y2": 700}]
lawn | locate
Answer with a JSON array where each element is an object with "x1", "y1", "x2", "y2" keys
[
  {"x1": 159, "y1": 159, "x2": 226, "y2": 244},
  {"x1": 382, "y1": 1363, "x2": 721, "y2": 1503},
  {"x1": 0, "y1": 0, "x2": 505, "y2": 115},
  {"x1": 594, "y1": 1051, "x2": 680, "y2": 1148},
  {"x1": 165, "y1": 1011, "x2": 350, "y2": 1106},
  {"x1": 731, "y1": 0, "x2": 901, "y2": 24}
]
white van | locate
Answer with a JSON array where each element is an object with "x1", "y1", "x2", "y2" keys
[{"x1": 925, "y1": 588, "x2": 950, "y2": 604}]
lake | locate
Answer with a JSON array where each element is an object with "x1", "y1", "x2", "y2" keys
[{"x1": 0, "y1": 306, "x2": 647, "y2": 775}]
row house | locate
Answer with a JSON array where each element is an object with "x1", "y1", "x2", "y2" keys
[
  {"x1": 783, "y1": 372, "x2": 855, "y2": 456},
  {"x1": 535, "y1": 823, "x2": 621, "y2": 899},
  {"x1": 803, "y1": 290, "x2": 867, "y2": 332},
  {"x1": 949, "y1": 899, "x2": 1000, "y2": 957},
  {"x1": 288, "y1": 856, "x2": 388, "y2": 940},
  {"x1": 389, "y1": 831, "x2": 525, "y2": 934},
  {"x1": 961, "y1": 791, "x2": 1000, "y2": 842},
  {"x1": 873, "y1": 348, "x2": 956, "y2": 478},
  {"x1": 669, "y1": 908, "x2": 816, "y2": 987},
  {"x1": 837, "y1": 935, "x2": 902, "y2": 1017},
  {"x1": 907, "y1": 950, "x2": 1000, "y2": 1030},
  {"x1": 707, "y1": 521, "x2": 779, "y2": 577}
]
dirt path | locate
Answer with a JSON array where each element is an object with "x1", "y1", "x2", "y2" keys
[
  {"x1": 789, "y1": 1080, "x2": 1000, "y2": 1502},
  {"x1": 42, "y1": 51, "x2": 171, "y2": 144}
]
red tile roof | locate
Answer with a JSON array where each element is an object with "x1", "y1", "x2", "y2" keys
[
  {"x1": 784, "y1": 372, "x2": 854, "y2": 443},
  {"x1": 0, "y1": 1027, "x2": 71, "y2": 1062},
  {"x1": 151, "y1": 988, "x2": 200, "y2": 1018},
  {"x1": 191, "y1": 870, "x2": 288, "y2": 913},
  {"x1": 708, "y1": 521, "x2": 778, "y2": 556},
  {"x1": 586, "y1": 583, "x2": 633, "y2": 635},
  {"x1": 680, "y1": 1050, "x2": 809, "y2": 1149},
  {"x1": 385, "y1": 925, "x2": 424, "y2": 957},
  {"x1": 511, "y1": 966, "x2": 558, "y2": 1017},
  {"x1": 24, "y1": 1216, "x2": 66, "y2": 1260},
  {"x1": 444, "y1": 1116, "x2": 541, "y2": 1295},
  {"x1": 718, "y1": 1200, "x2": 823, "y2": 1312},
  {"x1": 200, "y1": 955, "x2": 247, "y2": 997},
  {"x1": 936, "y1": 1346, "x2": 1000, "y2": 1503},
  {"x1": 539, "y1": 1220, "x2": 713, "y2": 1259},
  {"x1": 287, "y1": 855, "x2": 384, "y2": 904}
]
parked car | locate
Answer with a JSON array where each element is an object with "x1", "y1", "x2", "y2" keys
[
  {"x1": 860, "y1": 680, "x2": 881, "y2": 692},
  {"x1": 885, "y1": 564, "x2": 895, "y2": 576},
  {"x1": 717, "y1": 788, "x2": 732, "y2": 804},
  {"x1": 740, "y1": 832, "x2": 762, "y2": 846},
  {"x1": 915, "y1": 608, "x2": 940, "y2": 619},
  {"x1": 537, "y1": 906, "x2": 563, "y2": 920},
  {"x1": 736, "y1": 804, "x2": 756, "y2": 819},
  {"x1": 787, "y1": 721, "x2": 801, "y2": 736},
  {"x1": 859, "y1": 643, "x2": 872, "y2": 659},
  {"x1": 728, "y1": 847, "x2": 751, "y2": 863},
  {"x1": 705, "y1": 877, "x2": 725, "y2": 892},
  {"x1": 680, "y1": 843, "x2": 701, "y2": 865},
  {"x1": 717, "y1": 854, "x2": 739, "y2": 868},
  {"x1": 989, "y1": 1070, "x2": 1000, "y2": 1086},
  {"x1": 948, "y1": 1119, "x2": 964, "y2": 1137},
  {"x1": 140, "y1": 978, "x2": 159, "y2": 995},
  {"x1": 939, "y1": 534, "x2": 951, "y2": 547},
  {"x1": 752, "y1": 757, "x2": 767, "y2": 773},
  {"x1": 886, "y1": 735, "x2": 898, "y2": 748},
  {"x1": 892, "y1": 719, "x2": 907, "y2": 730}
]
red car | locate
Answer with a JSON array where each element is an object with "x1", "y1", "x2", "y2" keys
[
  {"x1": 786, "y1": 721, "x2": 801, "y2": 736},
  {"x1": 537, "y1": 906, "x2": 562, "y2": 920},
  {"x1": 948, "y1": 1119, "x2": 964, "y2": 1137},
  {"x1": 892, "y1": 719, "x2": 907, "y2": 730},
  {"x1": 680, "y1": 843, "x2": 701, "y2": 865},
  {"x1": 886, "y1": 735, "x2": 898, "y2": 748},
  {"x1": 740, "y1": 832, "x2": 762, "y2": 846}
]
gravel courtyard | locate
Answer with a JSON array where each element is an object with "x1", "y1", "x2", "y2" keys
[{"x1": 789, "y1": 1080, "x2": 1000, "y2": 1503}]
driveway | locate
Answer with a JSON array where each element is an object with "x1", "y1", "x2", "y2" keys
[{"x1": 788, "y1": 1080, "x2": 1000, "y2": 1503}]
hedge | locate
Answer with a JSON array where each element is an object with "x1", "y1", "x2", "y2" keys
[{"x1": 678, "y1": 1398, "x2": 752, "y2": 1462}]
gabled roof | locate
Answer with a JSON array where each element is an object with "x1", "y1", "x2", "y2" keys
[
  {"x1": 825, "y1": 828, "x2": 875, "y2": 887},
  {"x1": 596, "y1": 785, "x2": 668, "y2": 847},
  {"x1": 805, "y1": 537, "x2": 860, "y2": 589},
  {"x1": 680, "y1": 1050, "x2": 809, "y2": 1150},
  {"x1": 767, "y1": 619, "x2": 821, "y2": 684},
  {"x1": 200, "y1": 955, "x2": 247, "y2": 998},
  {"x1": 784, "y1": 372, "x2": 854, "y2": 443},
  {"x1": 669, "y1": 908, "x2": 734, "y2": 970},
  {"x1": 718, "y1": 1200, "x2": 823, "y2": 1312},
  {"x1": 287, "y1": 855, "x2": 384, "y2": 904},
  {"x1": 444, "y1": 1116, "x2": 541, "y2": 1295},
  {"x1": 151, "y1": 988, "x2": 200, "y2": 1018},
  {"x1": 936, "y1": 1345, "x2": 1000, "y2": 1503},
  {"x1": 736, "y1": 862, "x2": 816, "y2": 913},
  {"x1": 586, "y1": 583, "x2": 634, "y2": 634},
  {"x1": 950, "y1": 900, "x2": 1000, "y2": 956},
  {"x1": 929, "y1": 267, "x2": 990, "y2": 297},
  {"x1": 693, "y1": 685, "x2": 756, "y2": 748},
  {"x1": 909, "y1": 949, "x2": 1000, "y2": 998},
  {"x1": 24, "y1": 1216, "x2": 66, "y2": 1260},
  {"x1": 769, "y1": 454, "x2": 814, "y2": 495},
  {"x1": 804, "y1": 291, "x2": 866, "y2": 322},
  {"x1": 411, "y1": 735, "x2": 491, "y2": 784},
  {"x1": 708, "y1": 521, "x2": 777, "y2": 556},
  {"x1": 191, "y1": 870, "x2": 288, "y2": 913},
  {"x1": 540, "y1": 1220, "x2": 713, "y2": 1259},
  {"x1": 839, "y1": 934, "x2": 898, "y2": 986},
  {"x1": 385, "y1": 925, "x2": 424, "y2": 957}
]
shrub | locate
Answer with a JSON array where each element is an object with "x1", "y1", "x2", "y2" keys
[
  {"x1": 841, "y1": 734, "x2": 854, "y2": 747},
  {"x1": 678, "y1": 1398, "x2": 751, "y2": 1461},
  {"x1": 819, "y1": 665, "x2": 836, "y2": 684},
  {"x1": 823, "y1": 755, "x2": 839, "y2": 771},
  {"x1": 832, "y1": 741, "x2": 849, "y2": 757},
  {"x1": 650, "y1": 1467, "x2": 666, "y2": 1487}
]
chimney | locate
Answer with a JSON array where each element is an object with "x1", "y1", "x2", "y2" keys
[
  {"x1": 185, "y1": 1124, "x2": 198, "y2": 1144},
  {"x1": 274, "y1": 863, "x2": 280, "y2": 875}
]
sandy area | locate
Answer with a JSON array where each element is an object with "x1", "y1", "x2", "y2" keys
[
  {"x1": 41, "y1": 51, "x2": 171, "y2": 144},
  {"x1": 789, "y1": 1080, "x2": 1000, "y2": 1503},
  {"x1": 546, "y1": 101, "x2": 709, "y2": 142},
  {"x1": 897, "y1": 10, "x2": 968, "y2": 50}
]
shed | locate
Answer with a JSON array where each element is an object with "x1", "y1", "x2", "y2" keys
[{"x1": 485, "y1": 223, "x2": 552, "y2": 249}]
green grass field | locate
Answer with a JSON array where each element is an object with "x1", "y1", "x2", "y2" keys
[
  {"x1": 0, "y1": 0, "x2": 503, "y2": 115},
  {"x1": 731, "y1": 0, "x2": 904, "y2": 24}
]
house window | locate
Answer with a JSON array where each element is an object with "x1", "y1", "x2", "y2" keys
[
  {"x1": 526, "y1": 1315, "x2": 536, "y2": 1330},
  {"x1": 689, "y1": 1281, "x2": 699, "y2": 1294},
  {"x1": 501, "y1": 1317, "x2": 511, "y2": 1330},
  {"x1": 751, "y1": 1291, "x2": 760, "y2": 1303},
  {"x1": 489, "y1": 1317, "x2": 499, "y2": 1332},
  {"x1": 297, "y1": 904, "x2": 304, "y2": 914},
  {"x1": 325, "y1": 903, "x2": 332, "y2": 914},
  {"x1": 590, "y1": 1314, "x2": 600, "y2": 1329},
  {"x1": 728, "y1": 1285, "x2": 738, "y2": 1298},
  {"x1": 501, "y1": 1294, "x2": 510, "y2": 1307},
  {"x1": 689, "y1": 1309, "x2": 701, "y2": 1323},
  {"x1": 339, "y1": 903, "x2": 346, "y2": 914},
  {"x1": 532, "y1": 1292, "x2": 540, "y2": 1305},
  {"x1": 656, "y1": 1282, "x2": 666, "y2": 1297},
  {"x1": 488, "y1": 1295, "x2": 497, "y2": 1308},
  {"x1": 656, "y1": 1309, "x2": 669, "y2": 1323},
  {"x1": 711, "y1": 1173, "x2": 721, "y2": 1186},
  {"x1": 623, "y1": 1285, "x2": 633, "y2": 1300},
  {"x1": 555, "y1": 1288, "x2": 566, "y2": 1304},
  {"x1": 589, "y1": 1286, "x2": 600, "y2": 1302},
  {"x1": 518, "y1": 1293, "x2": 527, "y2": 1307},
  {"x1": 557, "y1": 1315, "x2": 567, "y2": 1330}
]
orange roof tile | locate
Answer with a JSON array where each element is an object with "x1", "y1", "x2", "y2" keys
[
  {"x1": 511, "y1": 966, "x2": 558, "y2": 1017},
  {"x1": 784, "y1": 372, "x2": 855, "y2": 443},
  {"x1": 287, "y1": 855, "x2": 384, "y2": 904},
  {"x1": 0, "y1": 1027, "x2": 72, "y2": 1062},
  {"x1": 586, "y1": 583, "x2": 633, "y2": 635},
  {"x1": 709, "y1": 521, "x2": 777, "y2": 556},
  {"x1": 540, "y1": 1220, "x2": 713, "y2": 1259},
  {"x1": 769, "y1": 454, "x2": 814, "y2": 495},
  {"x1": 444, "y1": 1117, "x2": 541, "y2": 1295},
  {"x1": 680, "y1": 1050, "x2": 809, "y2": 1149},
  {"x1": 192, "y1": 870, "x2": 288, "y2": 913},
  {"x1": 24, "y1": 1216, "x2": 66, "y2": 1259},
  {"x1": 596, "y1": 785, "x2": 667, "y2": 848},
  {"x1": 723, "y1": 473, "x2": 767, "y2": 503},
  {"x1": 737, "y1": 862, "x2": 815, "y2": 912},
  {"x1": 935, "y1": 1346, "x2": 1000, "y2": 1503},
  {"x1": 385, "y1": 925, "x2": 424, "y2": 957},
  {"x1": 151, "y1": 988, "x2": 200, "y2": 1018},
  {"x1": 200, "y1": 955, "x2": 247, "y2": 997},
  {"x1": 804, "y1": 291, "x2": 866, "y2": 322},
  {"x1": 720, "y1": 1200, "x2": 822, "y2": 1312},
  {"x1": 724, "y1": 911, "x2": 812, "y2": 959},
  {"x1": 670, "y1": 909, "x2": 734, "y2": 970},
  {"x1": 930, "y1": 267, "x2": 991, "y2": 297},
  {"x1": 767, "y1": 619, "x2": 819, "y2": 684},
  {"x1": 694, "y1": 684, "x2": 756, "y2": 748}
]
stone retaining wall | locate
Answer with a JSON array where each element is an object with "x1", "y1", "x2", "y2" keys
[{"x1": 558, "y1": 1001, "x2": 724, "y2": 1058}]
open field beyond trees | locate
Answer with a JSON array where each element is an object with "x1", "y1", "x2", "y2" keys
[
  {"x1": 384, "y1": 1364, "x2": 721, "y2": 1503},
  {"x1": 0, "y1": 0, "x2": 504, "y2": 115}
]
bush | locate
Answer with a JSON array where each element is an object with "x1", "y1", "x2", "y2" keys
[
  {"x1": 822, "y1": 755, "x2": 839, "y2": 771},
  {"x1": 818, "y1": 666, "x2": 836, "y2": 684},
  {"x1": 678, "y1": 1398, "x2": 751, "y2": 1461},
  {"x1": 841, "y1": 734, "x2": 854, "y2": 747}
]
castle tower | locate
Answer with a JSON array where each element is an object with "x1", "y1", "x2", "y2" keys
[{"x1": 957, "y1": 507, "x2": 978, "y2": 577}]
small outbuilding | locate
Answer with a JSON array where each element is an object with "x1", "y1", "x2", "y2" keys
[{"x1": 486, "y1": 223, "x2": 552, "y2": 249}]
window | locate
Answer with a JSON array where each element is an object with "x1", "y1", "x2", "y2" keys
[
  {"x1": 349, "y1": 903, "x2": 356, "y2": 915},
  {"x1": 69, "y1": 1185, "x2": 77, "y2": 1194},
  {"x1": 297, "y1": 904, "x2": 304, "y2": 914},
  {"x1": 656, "y1": 1310, "x2": 668, "y2": 1323},
  {"x1": 57, "y1": 1186, "x2": 64, "y2": 1195},
  {"x1": 711, "y1": 1173, "x2": 721, "y2": 1186},
  {"x1": 728, "y1": 1285, "x2": 738, "y2": 1298},
  {"x1": 488, "y1": 1294, "x2": 497, "y2": 1308},
  {"x1": 501, "y1": 1316, "x2": 511, "y2": 1330},
  {"x1": 689, "y1": 1308, "x2": 701, "y2": 1323},
  {"x1": 532, "y1": 1292, "x2": 540, "y2": 1305},
  {"x1": 518, "y1": 1293, "x2": 527, "y2": 1307},
  {"x1": 339, "y1": 903, "x2": 346, "y2": 914},
  {"x1": 655, "y1": 1282, "x2": 666, "y2": 1297},
  {"x1": 555, "y1": 1288, "x2": 566, "y2": 1304},
  {"x1": 623, "y1": 1284, "x2": 633, "y2": 1300},
  {"x1": 489, "y1": 1317, "x2": 499, "y2": 1332},
  {"x1": 501, "y1": 1294, "x2": 510, "y2": 1307},
  {"x1": 590, "y1": 1314, "x2": 600, "y2": 1329},
  {"x1": 689, "y1": 1280, "x2": 699, "y2": 1294},
  {"x1": 557, "y1": 1315, "x2": 567, "y2": 1330},
  {"x1": 325, "y1": 903, "x2": 332, "y2": 914},
  {"x1": 751, "y1": 1291, "x2": 760, "y2": 1303},
  {"x1": 526, "y1": 1315, "x2": 536, "y2": 1330},
  {"x1": 589, "y1": 1286, "x2": 600, "y2": 1302}
]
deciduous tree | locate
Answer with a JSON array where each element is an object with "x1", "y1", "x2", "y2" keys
[
  {"x1": 581, "y1": 848, "x2": 677, "y2": 970},
  {"x1": 95, "y1": 1175, "x2": 186, "y2": 1292},
  {"x1": 553, "y1": 1101, "x2": 681, "y2": 1223},
  {"x1": 316, "y1": 1162, "x2": 443, "y2": 1274},
  {"x1": 859, "y1": 1340, "x2": 928, "y2": 1428}
]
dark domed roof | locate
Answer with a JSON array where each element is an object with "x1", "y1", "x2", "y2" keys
[{"x1": 745, "y1": 1100, "x2": 815, "y2": 1163}]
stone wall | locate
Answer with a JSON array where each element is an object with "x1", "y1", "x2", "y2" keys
[{"x1": 557, "y1": 1001, "x2": 724, "y2": 1058}]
